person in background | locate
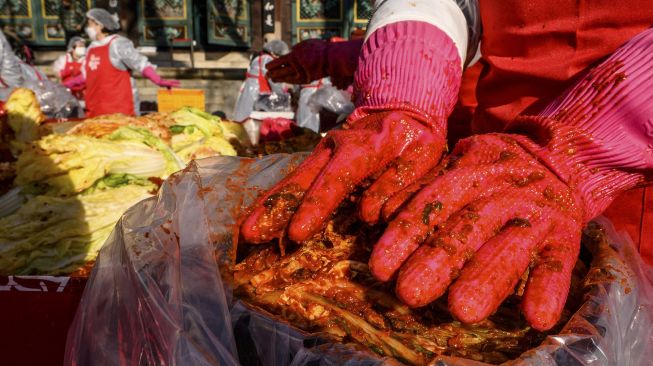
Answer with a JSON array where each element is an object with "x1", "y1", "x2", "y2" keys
[
  {"x1": 63, "y1": 8, "x2": 180, "y2": 118},
  {"x1": 0, "y1": 29, "x2": 47, "y2": 88},
  {"x1": 53, "y1": 36, "x2": 86, "y2": 100},
  {"x1": 59, "y1": 0, "x2": 85, "y2": 45},
  {"x1": 295, "y1": 37, "x2": 347, "y2": 132},
  {"x1": 0, "y1": 30, "x2": 24, "y2": 88},
  {"x1": 232, "y1": 40, "x2": 290, "y2": 122}
]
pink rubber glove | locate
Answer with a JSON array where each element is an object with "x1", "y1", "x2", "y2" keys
[
  {"x1": 370, "y1": 28, "x2": 653, "y2": 331},
  {"x1": 142, "y1": 66, "x2": 180, "y2": 89},
  {"x1": 62, "y1": 73, "x2": 86, "y2": 89},
  {"x1": 241, "y1": 21, "x2": 463, "y2": 243},
  {"x1": 266, "y1": 38, "x2": 364, "y2": 89}
]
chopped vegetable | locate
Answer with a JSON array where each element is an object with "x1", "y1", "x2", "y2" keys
[
  {"x1": 5, "y1": 88, "x2": 45, "y2": 144},
  {"x1": 0, "y1": 187, "x2": 25, "y2": 218},
  {"x1": 0, "y1": 184, "x2": 153, "y2": 275},
  {"x1": 15, "y1": 134, "x2": 172, "y2": 196},
  {"x1": 105, "y1": 126, "x2": 184, "y2": 172},
  {"x1": 175, "y1": 135, "x2": 236, "y2": 162},
  {"x1": 169, "y1": 107, "x2": 223, "y2": 137},
  {"x1": 234, "y1": 199, "x2": 578, "y2": 365},
  {"x1": 219, "y1": 120, "x2": 251, "y2": 146},
  {"x1": 2, "y1": 103, "x2": 256, "y2": 275}
]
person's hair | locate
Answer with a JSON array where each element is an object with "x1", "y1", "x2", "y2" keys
[
  {"x1": 212, "y1": 110, "x2": 227, "y2": 119},
  {"x1": 69, "y1": 40, "x2": 84, "y2": 52}
]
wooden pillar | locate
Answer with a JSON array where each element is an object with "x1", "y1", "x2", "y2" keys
[
  {"x1": 250, "y1": 0, "x2": 263, "y2": 51},
  {"x1": 119, "y1": 0, "x2": 139, "y2": 45},
  {"x1": 280, "y1": 0, "x2": 293, "y2": 45}
]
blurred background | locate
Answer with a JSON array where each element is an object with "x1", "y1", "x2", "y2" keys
[{"x1": 0, "y1": 0, "x2": 371, "y2": 116}]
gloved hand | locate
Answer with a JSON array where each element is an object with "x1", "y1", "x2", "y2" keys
[
  {"x1": 241, "y1": 21, "x2": 463, "y2": 242},
  {"x1": 241, "y1": 108, "x2": 446, "y2": 243},
  {"x1": 62, "y1": 73, "x2": 86, "y2": 89},
  {"x1": 266, "y1": 38, "x2": 363, "y2": 88},
  {"x1": 60, "y1": 67, "x2": 81, "y2": 80},
  {"x1": 371, "y1": 29, "x2": 653, "y2": 331},
  {"x1": 142, "y1": 66, "x2": 181, "y2": 89}
]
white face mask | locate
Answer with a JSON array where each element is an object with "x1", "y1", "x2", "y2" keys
[
  {"x1": 85, "y1": 26, "x2": 98, "y2": 41},
  {"x1": 74, "y1": 46, "x2": 86, "y2": 57}
]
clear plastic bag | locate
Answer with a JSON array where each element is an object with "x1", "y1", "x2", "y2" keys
[
  {"x1": 296, "y1": 87, "x2": 321, "y2": 132},
  {"x1": 307, "y1": 85, "x2": 354, "y2": 121},
  {"x1": 254, "y1": 92, "x2": 293, "y2": 113},
  {"x1": 24, "y1": 80, "x2": 82, "y2": 118},
  {"x1": 0, "y1": 79, "x2": 81, "y2": 118},
  {"x1": 65, "y1": 154, "x2": 653, "y2": 366}
]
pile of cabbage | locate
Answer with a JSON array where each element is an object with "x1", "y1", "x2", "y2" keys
[{"x1": 0, "y1": 88, "x2": 249, "y2": 275}]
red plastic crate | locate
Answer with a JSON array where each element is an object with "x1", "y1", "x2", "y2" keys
[{"x1": 0, "y1": 275, "x2": 88, "y2": 366}]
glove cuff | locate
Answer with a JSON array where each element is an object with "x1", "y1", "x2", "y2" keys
[
  {"x1": 508, "y1": 117, "x2": 645, "y2": 221},
  {"x1": 352, "y1": 20, "x2": 462, "y2": 132},
  {"x1": 347, "y1": 103, "x2": 447, "y2": 142},
  {"x1": 507, "y1": 29, "x2": 653, "y2": 220},
  {"x1": 142, "y1": 66, "x2": 161, "y2": 84}
]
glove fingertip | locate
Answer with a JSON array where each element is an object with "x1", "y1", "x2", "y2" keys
[
  {"x1": 394, "y1": 251, "x2": 448, "y2": 307},
  {"x1": 522, "y1": 304, "x2": 559, "y2": 331},
  {"x1": 240, "y1": 209, "x2": 271, "y2": 244},
  {"x1": 368, "y1": 257, "x2": 393, "y2": 283},
  {"x1": 447, "y1": 283, "x2": 490, "y2": 324},
  {"x1": 287, "y1": 211, "x2": 322, "y2": 242},
  {"x1": 358, "y1": 196, "x2": 383, "y2": 225}
]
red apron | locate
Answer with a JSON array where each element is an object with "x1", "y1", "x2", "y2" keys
[
  {"x1": 457, "y1": 0, "x2": 653, "y2": 262},
  {"x1": 84, "y1": 36, "x2": 134, "y2": 117},
  {"x1": 61, "y1": 55, "x2": 84, "y2": 100},
  {"x1": 246, "y1": 55, "x2": 272, "y2": 94}
]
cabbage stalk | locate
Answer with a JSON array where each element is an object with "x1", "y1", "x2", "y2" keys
[
  {"x1": 0, "y1": 184, "x2": 153, "y2": 275},
  {"x1": 15, "y1": 134, "x2": 170, "y2": 196}
]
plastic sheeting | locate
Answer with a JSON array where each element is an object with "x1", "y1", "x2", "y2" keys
[
  {"x1": 296, "y1": 78, "x2": 333, "y2": 133},
  {"x1": 307, "y1": 85, "x2": 354, "y2": 124},
  {"x1": 254, "y1": 91, "x2": 292, "y2": 114},
  {"x1": 0, "y1": 30, "x2": 25, "y2": 88},
  {"x1": 233, "y1": 54, "x2": 287, "y2": 122},
  {"x1": 0, "y1": 79, "x2": 81, "y2": 118},
  {"x1": 65, "y1": 154, "x2": 653, "y2": 366}
]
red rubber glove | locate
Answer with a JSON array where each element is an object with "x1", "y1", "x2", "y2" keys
[
  {"x1": 241, "y1": 21, "x2": 463, "y2": 243},
  {"x1": 59, "y1": 67, "x2": 80, "y2": 80},
  {"x1": 266, "y1": 38, "x2": 363, "y2": 89},
  {"x1": 142, "y1": 66, "x2": 181, "y2": 89},
  {"x1": 371, "y1": 28, "x2": 653, "y2": 331},
  {"x1": 62, "y1": 73, "x2": 86, "y2": 89}
]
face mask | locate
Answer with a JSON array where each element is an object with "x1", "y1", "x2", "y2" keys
[
  {"x1": 85, "y1": 26, "x2": 98, "y2": 41},
  {"x1": 74, "y1": 46, "x2": 86, "y2": 57}
]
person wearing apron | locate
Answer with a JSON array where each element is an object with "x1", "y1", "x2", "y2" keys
[
  {"x1": 53, "y1": 36, "x2": 86, "y2": 101},
  {"x1": 0, "y1": 30, "x2": 24, "y2": 89},
  {"x1": 232, "y1": 40, "x2": 289, "y2": 121},
  {"x1": 242, "y1": 0, "x2": 653, "y2": 331},
  {"x1": 63, "y1": 8, "x2": 180, "y2": 117}
]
